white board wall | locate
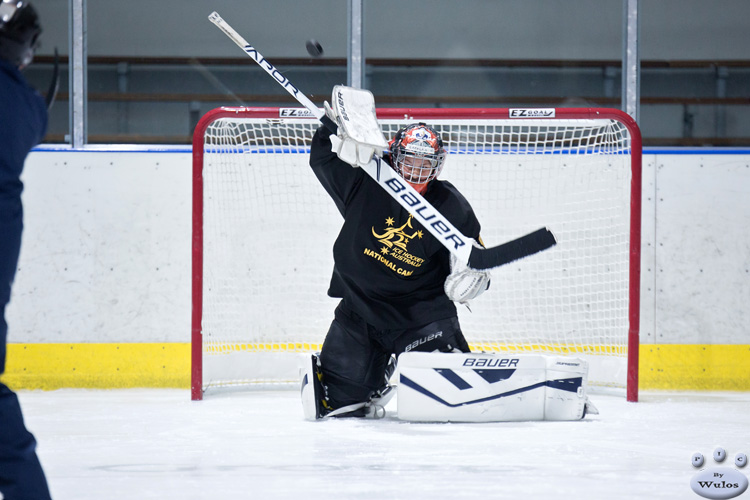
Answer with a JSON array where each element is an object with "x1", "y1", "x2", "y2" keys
[
  {"x1": 646, "y1": 153, "x2": 750, "y2": 344},
  {"x1": 6, "y1": 148, "x2": 750, "y2": 347},
  {"x1": 6, "y1": 149, "x2": 191, "y2": 343}
]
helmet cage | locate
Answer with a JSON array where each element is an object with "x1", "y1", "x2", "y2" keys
[{"x1": 390, "y1": 123, "x2": 446, "y2": 185}]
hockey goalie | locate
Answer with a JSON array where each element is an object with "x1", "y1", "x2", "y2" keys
[
  {"x1": 203, "y1": 15, "x2": 579, "y2": 420},
  {"x1": 299, "y1": 86, "x2": 594, "y2": 422}
]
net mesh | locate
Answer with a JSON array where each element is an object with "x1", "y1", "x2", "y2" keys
[{"x1": 197, "y1": 113, "x2": 635, "y2": 392}]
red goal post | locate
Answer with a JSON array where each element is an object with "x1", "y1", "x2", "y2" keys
[{"x1": 192, "y1": 107, "x2": 642, "y2": 402}]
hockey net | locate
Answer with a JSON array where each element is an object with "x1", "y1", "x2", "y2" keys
[{"x1": 192, "y1": 107, "x2": 641, "y2": 401}]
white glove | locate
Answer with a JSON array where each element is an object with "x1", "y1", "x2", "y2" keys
[
  {"x1": 329, "y1": 134, "x2": 375, "y2": 167},
  {"x1": 444, "y1": 241, "x2": 491, "y2": 306},
  {"x1": 325, "y1": 100, "x2": 376, "y2": 167}
]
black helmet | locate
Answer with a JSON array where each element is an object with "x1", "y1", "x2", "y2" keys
[{"x1": 0, "y1": 1, "x2": 41, "y2": 68}]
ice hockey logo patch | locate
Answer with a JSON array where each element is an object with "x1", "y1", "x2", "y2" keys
[
  {"x1": 372, "y1": 214, "x2": 422, "y2": 252},
  {"x1": 363, "y1": 215, "x2": 426, "y2": 277}
]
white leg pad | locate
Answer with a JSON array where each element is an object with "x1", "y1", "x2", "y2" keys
[{"x1": 396, "y1": 352, "x2": 589, "y2": 422}]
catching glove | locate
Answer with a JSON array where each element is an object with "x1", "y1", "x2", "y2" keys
[
  {"x1": 323, "y1": 85, "x2": 388, "y2": 167},
  {"x1": 325, "y1": 101, "x2": 376, "y2": 167}
]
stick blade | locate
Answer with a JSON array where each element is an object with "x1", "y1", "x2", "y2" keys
[{"x1": 468, "y1": 227, "x2": 557, "y2": 270}]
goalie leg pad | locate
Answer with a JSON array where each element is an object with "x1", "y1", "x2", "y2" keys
[{"x1": 396, "y1": 352, "x2": 589, "y2": 422}]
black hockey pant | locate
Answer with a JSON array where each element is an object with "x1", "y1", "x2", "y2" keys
[{"x1": 319, "y1": 301, "x2": 470, "y2": 410}]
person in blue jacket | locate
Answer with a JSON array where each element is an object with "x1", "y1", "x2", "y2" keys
[{"x1": 0, "y1": 2, "x2": 52, "y2": 498}]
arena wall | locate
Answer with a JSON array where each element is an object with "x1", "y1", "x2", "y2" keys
[{"x1": 3, "y1": 146, "x2": 749, "y2": 391}]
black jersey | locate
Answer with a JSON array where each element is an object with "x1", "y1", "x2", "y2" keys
[{"x1": 310, "y1": 126, "x2": 481, "y2": 329}]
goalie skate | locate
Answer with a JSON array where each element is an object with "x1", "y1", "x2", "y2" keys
[
  {"x1": 302, "y1": 354, "x2": 397, "y2": 420},
  {"x1": 325, "y1": 386, "x2": 395, "y2": 419},
  {"x1": 300, "y1": 354, "x2": 331, "y2": 420}
]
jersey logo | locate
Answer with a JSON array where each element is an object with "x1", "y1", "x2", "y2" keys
[
  {"x1": 372, "y1": 214, "x2": 422, "y2": 251},
  {"x1": 363, "y1": 215, "x2": 426, "y2": 276}
]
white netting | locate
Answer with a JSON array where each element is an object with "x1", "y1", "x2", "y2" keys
[{"x1": 196, "y1": 112, "x2": 636, "y2": 394}]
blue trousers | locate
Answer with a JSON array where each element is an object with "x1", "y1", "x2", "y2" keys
[
  {"x1": 0, "y1": 213, "x2": 22, "y2": 374},
  {"x1": 0, "y1": 214, "x2": 51, "y2": 499},
  {"x1": 0, "y1": 384, "x2": 52, "y2": 499}
]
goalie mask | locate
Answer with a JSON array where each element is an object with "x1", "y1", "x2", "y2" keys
[
  {"x1": 0, "y1": 1, "x2": 41, "y2": 68},
  {"x1": 389, "y1": 123, "x2": 446, "y2": 185}
]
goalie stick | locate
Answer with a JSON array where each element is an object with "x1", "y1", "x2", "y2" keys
[{"x1": 207, "y1": 11, "x2": 556, "y2": 270}]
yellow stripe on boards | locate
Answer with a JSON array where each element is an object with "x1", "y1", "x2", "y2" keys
[
  {"x1": 205, "y1": 342, "x2": 323, "y2": 354},
  {"x1": 2, "y1": 343, "x2": 190, "y2": 390},
  {"x1": 468, "y1": 343, "x2": 626, "y2": 356},
  {"x1": 1, "y1": 343, "x2": 749, "y2": 391},
  {"x1": 639, "y1": 344, "x2": 750, "y2": 391}
]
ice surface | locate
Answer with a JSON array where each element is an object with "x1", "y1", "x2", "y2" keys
[{"x1": 14, "y1": 389, "x2": 750, "y2": 499}]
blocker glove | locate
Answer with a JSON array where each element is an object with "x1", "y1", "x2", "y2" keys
[{"x1": 444, "y1": 240, "x2": 491, "y2": 306}]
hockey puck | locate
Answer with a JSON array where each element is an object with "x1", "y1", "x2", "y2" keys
[{"x1": 305, "y1": 39, "x2": 324, "y2": 58}]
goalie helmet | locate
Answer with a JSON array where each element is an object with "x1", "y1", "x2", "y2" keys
[
  {"x1": 0, "y1": 1, "x2": 41, "y2": 68},
  {"x1": 388, "y1": 123, "x2": 446, "y2": 185}
]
